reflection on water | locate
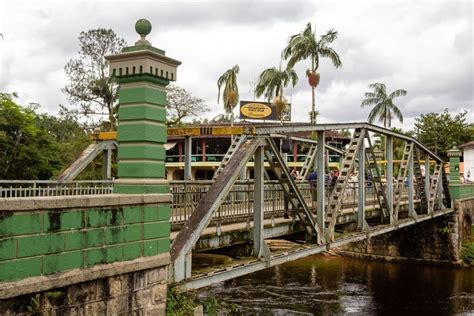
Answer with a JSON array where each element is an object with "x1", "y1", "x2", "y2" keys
[{"x1": 197, "y1": 255, "x2": 474, "y2": 315}]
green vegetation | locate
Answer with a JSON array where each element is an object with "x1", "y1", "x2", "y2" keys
[
  {"x1": 414, "y1": 110, "x2": 470, "y2": 159},
  {"x1": 255, "y1": 66, "x2": 298, "y2": 121},
  {"x1": 166, "y1": 84, "x2": 209, "y2": 127},
  {"x1": 217, "y1": 65, "x2": 240, "y2": 123},
  {"x1": 460, "y1": 227, "x2": 474, "y2": 265},
  {"x1": 282, "y1": 22, "x2": 342, "y2": 124},
  {"x1": 202, "y1": 296, "x2": 219, "y2": 315},
  {"x1": 26, "y1": 294, "x2": 41, "y2": 314},
  {"x1": 166, "y1": 288, "x2": 196, "y2": 315},
  {"x1": 166, "y1": 288, "x2": 240, "y2": 315},
  {"x1": 0, "y1": 93, "x2": 88, "y2": 179},
  {"x1": 461, "y1": 243, "x2": 474, "y2": 264},
  {"x1": 361, "y1": 83, "x2": 407, "y2": 128},
  {"x1": 62, "y1": 28, "x2": 126, "y2": 131}
]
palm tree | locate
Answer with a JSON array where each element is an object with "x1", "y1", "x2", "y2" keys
[
  {"x1": 282, "y1": 22, "x2": 342, "y2": 124},
  {"x1": 255, "y1": 66, "x2": 298, "y2": 121},
  {"x1": 361, "y1": 83, "x2": 407, "y2": 128},
  {"x1": 217, "y1": 65, "x2": 240, "y2": 125}
]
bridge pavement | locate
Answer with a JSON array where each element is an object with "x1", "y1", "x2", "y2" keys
[
  {"x1": 173, "y1": 207, "x2": 453, "y2": 291},
  {"x1": 170, "y1": 199, "x2": 416, "y2": 253}
]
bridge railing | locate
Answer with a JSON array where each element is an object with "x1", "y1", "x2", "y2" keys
[
  {"x1": 169, "y1": 180, "x2": 388, "y2": 227},
  {"x1": 0, "y1": 180, "x2": 114, "y2": 198}
]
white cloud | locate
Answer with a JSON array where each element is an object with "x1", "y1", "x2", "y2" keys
[{"x1": 0, "y1": 0, "x2": 472, "y2": 131}]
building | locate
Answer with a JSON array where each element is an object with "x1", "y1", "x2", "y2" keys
[
  {"x1": 459, "y1": 141, "x2": 474, "y2": 182},
  {"x1": 165, "y1": 122, "x2": 351, "y2": 180}
]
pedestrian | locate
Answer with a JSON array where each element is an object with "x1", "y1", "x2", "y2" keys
[
  {"x1": 331, "y1": 170, "x2": 338, "y2": 189},
  {"x1": 290, "y1": 168, "x2": 300, "y2": 181},
  {"x1": 308, "y1": 170, "x2": 317, "y2": 187},
  {"x1": 308, "y1": 170, "x2": 318, "y2": 211},
  {"x1": 284, "y1": 169, "x2": 300, "y2": 218},
  {"x1": 325, "y1": 172, "x2": 332, "y2": 196},
  {"x1": 366, "y1": 173, "x2": 372, "y2": 193}
]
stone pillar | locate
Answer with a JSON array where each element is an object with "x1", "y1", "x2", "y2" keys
[{"x1": 106, "y1": 19, "x2": 181, "y2": 194}]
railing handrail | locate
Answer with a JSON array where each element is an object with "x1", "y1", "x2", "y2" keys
[{"x1": 0, "y1": 180, "x2": 114, "y2": 185}]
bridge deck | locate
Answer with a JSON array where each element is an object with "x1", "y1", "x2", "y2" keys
[{"x1": 174, "y1": 208, "x2": 453, "y2": 291}]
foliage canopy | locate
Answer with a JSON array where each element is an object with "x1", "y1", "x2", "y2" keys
[
  {"x1": 217, "y1": 65, "x2": 240, "y2": 120},
  {"x1": 361, "y1": 83, "x2": 406, "y2": 128},
  {"x1": 414, "y1": 109, "x2": 470, "y2": 159},
  {"x1": 282, "y1": 22, "x2": 342, "y2": 123},
  {"x1": 62, "y1": 28, "x2": 126, "y2": 131},
  {"x1": 0, "y1": 93, "x2": 87, "y2": 180},
  {"x1": 166, "y1": 85, "x2": 209, "y2": 127}
]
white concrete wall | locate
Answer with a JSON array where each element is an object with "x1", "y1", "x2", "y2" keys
[{"x1": 463, "y1": 147, "x2": 474, "y2": 182}]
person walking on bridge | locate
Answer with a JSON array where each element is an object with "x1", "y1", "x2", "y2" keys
[{"x1": 308, "y1": 170, "x2": 318, "y2": 211}]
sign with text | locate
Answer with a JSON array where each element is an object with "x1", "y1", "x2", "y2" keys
[{"x1": 239, "y1": 101, "x2": 291, "y2": 121}]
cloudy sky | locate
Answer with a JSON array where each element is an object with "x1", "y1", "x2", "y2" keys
[{"x1": 0, "y1": 0, "x2": 472, "y2": 130}]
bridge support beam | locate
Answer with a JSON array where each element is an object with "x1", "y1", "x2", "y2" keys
[
  {"x1": 386, "y1": 136, "x2": 394, "y2": 224},
  {"x1": 184, "y1": 136, "x2": 192, "y2": 180},
  {"x1": 358, "y1": 139, "x2": 368, "y2": 230},
  {"x1": 253, "y1": 146, "x2": 270, "y2": 258},
  {"x1": 408, "y1": 146, "x2": 417, "y2": 218},
  {"x1": 316, "y1": 131, "x2": 325, "y2": 236},
  {"x1": 102, "y1": 149, "x2": 112, "y2": 180},
  {"x1": 425, "y1": 154, "x2": 431, "y2": 212}
]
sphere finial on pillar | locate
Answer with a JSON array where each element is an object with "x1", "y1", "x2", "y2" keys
[{"x1": 135, "y1": 19, "x2": 152, "y2": 46}]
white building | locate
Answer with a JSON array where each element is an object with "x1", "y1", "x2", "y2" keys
[{"x1": 459, "y1": 141, "x2": 474, "y2": 182}]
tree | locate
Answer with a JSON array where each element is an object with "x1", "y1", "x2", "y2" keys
[
  {"x1": 0, "y1": 94, "x2": 63, "y2": 179},
  {"x1": 166, "y1": 85, "x2": 209, "y2": 127},
  {"x1": 217, "y1": 65, "x2": 240, "y2": 124},
  {"x1": 414, "y1": 110, "x2": 470, "y2": 159},
  {"x1": 63, "y1": 29, "x2": 126, "y2": 131},
  {"x1": 255, "y1": 66, "x2": 298, "y2": 120},
  {"x1": 391, "y1": 127, "x2": 414, "y2": 159},
  {"x1": 361, "y1": 83, "x2": 406, "y2": 128},
  {"x1": 36, "y1": 112, "x2": 89, "y2": 175},
  {"x1": 282, "y1": 23, "x2": 342, "y2": 124}
]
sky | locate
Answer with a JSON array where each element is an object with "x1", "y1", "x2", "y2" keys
[{"x1": 0, "y1": 0, "x2": 472, "y2": 130}]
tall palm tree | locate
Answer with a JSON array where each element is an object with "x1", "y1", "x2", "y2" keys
[
  {"x1": 361, "y1": 83, "x2": 407, "y2": 128},
  {"x1": 282, "y1": 22, "x2": 342, "y2": 124},
  {"x1": 217, "y1": 65, "x2": 240, "y2": 125},
  {"x1": 255, "y1": 66, "x2": 298, "y2": 120}
]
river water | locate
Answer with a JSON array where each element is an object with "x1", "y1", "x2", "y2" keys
[{"x1": 197, "y1": 255, "x2": 474, "y2": 315}]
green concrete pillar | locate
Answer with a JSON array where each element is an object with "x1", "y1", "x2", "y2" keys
[
  {"x1": 106, "y1": 19, "x2": 181, "y2": 194},
  {"x1": 447, "y1": 147, "x2": 461, "y2": 184}
]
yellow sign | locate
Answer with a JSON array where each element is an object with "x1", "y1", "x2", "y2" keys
[{"x1": 240, "y1": 102, "x2": 274, "y2": 119}]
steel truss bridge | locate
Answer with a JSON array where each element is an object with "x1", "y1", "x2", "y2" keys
[
  {"x1": 0, "y1": 122, "x2": 453, "y2": 291},
  {"x1": 169, "y1": 122, "x2": 452, "y2": 290}
]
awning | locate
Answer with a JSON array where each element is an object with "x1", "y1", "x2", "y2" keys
[{"x1": 164, "y1": 142, "x2": 177, "y2": 150}]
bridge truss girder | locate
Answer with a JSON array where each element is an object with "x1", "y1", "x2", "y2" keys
[{"x1": 170, "y1": 123, "x2": 451, "y2": 283}]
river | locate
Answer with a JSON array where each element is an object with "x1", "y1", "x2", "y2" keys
[{"x1": 197, "y1": 255, "x2": 474, "y2": 315}]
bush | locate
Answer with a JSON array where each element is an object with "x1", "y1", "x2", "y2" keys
[
  {"x1": 166, "y1": 288, "x2": 195, "y2": 315},
  {"x1": 461, "y1": 243, "x2": 474, "y2": 264}
]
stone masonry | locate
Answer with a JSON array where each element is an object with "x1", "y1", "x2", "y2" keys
[
  {"x1": 338, "y1": 206, "x2": 472, "y2": 264},
  {"x1": 0, "y1": 263, "x2": 168, "y2": 315}
]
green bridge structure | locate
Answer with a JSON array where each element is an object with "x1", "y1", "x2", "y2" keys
[{"x1": 0, "y1": 20, "x2": 473, "y2": 315}]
